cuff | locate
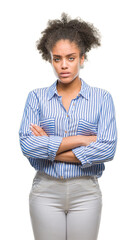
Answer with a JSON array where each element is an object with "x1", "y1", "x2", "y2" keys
[
  {"x1": 72, "y1": 146, "x2": 92, "y2": 168},
  {"x1": 48, "y1": 136, "x2": 63, "y2": 161}
]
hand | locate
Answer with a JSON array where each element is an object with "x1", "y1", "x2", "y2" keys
[{"x1": 30, "y1": 123, "x2": 48, "y2": 136}]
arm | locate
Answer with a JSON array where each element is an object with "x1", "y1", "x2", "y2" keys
[
  {"x1": 19, "y1": 90, "x2": 96, "y2": 162},
  {"x1": 30, "y1": 124, "x2": 97, "y2": 163},
  {"x1": 19, "y1": 90, "x2": 63, "y2": 161},
  {"x1": 56, "y1": 135, "x2": 97, "y2": 155},
  {"x1": 55, "y1": 150, "x2": 81, "y2": 164},
  {"x1": 72, "y1": 92, "x2": 117, "y2": 168}
]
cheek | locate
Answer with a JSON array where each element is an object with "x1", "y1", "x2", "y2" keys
[
  {"x1": 73, "y1": 62, "x2": 80, "y2": 72},
  {"x1": 52, "y1": 63, "x2": 58, "y2": 72},
  {"x1": 51, "y1": 64, "x2": 59, "y2": 77}
]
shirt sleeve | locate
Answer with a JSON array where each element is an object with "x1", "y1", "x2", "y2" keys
[
  {"x1": 19, "y1": 90, "x2": 63, "y2": 161},
  {"x1": 72, "y1": 91, "x2": 117, "y2": 168}
]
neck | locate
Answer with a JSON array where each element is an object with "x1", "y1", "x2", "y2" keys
[{"x1": 57, "y1": 77, "x2": 81, "y2": 96}]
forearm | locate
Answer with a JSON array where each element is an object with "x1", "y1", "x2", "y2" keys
[
  {"x1": 55, "y1": 150, "x2": 81, "y2": 164},
  {"x1": 56, "y1": 135, "x2": 84, "y2": 155},
  {"x1": 19, "y1": 135, "x2": 63, "y2": 160},
  {"x1": 29, "y1": 124, "x2": 97, "y2": 160},
  {"x1": 72, "y1": 139, "x2": 117, "y2": 168},
  {"x1": 56, "y1": 135, "x2": 97, "y2": 155}
]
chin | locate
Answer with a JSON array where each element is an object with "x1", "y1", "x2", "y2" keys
[
  {"x1": 58, "y1": 77, "x2": 72, "y2": 83},
  {"x1": 58, "y1": 76, "x2": 78, "y2": 83}
]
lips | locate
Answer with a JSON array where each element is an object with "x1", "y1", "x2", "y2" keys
[{"x1": 60, "y1": 72, "x2": 71, "y2": 77}]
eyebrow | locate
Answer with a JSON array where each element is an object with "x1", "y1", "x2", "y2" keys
[{"x1": 53, "y1": 53, "x2": 77, "y2": 57}]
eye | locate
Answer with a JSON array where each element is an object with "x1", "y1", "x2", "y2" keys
[
  {"x1": 69, "y1": 57, "x2": 75, "y2": 61},
  {"x1": 53, "y1": 58, "x2": 60, "y2": 62}
]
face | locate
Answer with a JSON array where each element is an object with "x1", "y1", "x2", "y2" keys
[{"x1": 50, "y1": 39, "x2": 84, "y2": 84}]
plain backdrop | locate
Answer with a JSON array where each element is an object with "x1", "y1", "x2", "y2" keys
[{"x1": 0, "y1": 0, "x2": 136, "y2": 239}]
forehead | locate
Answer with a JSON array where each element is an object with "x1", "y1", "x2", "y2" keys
[{"x1": 51, "y1": 39, "x2": 80, "y2": 56}]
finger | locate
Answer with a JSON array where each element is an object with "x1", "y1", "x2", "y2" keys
[
  {"x1": 31, "y1": 124, "x2": 43, "y2": 136},
  {"x1": 31, "y1": 124, "x2": 48, "y2": 136},
  {"x1": 30, "y1": 126, "x2": 41, "y2": 136}
]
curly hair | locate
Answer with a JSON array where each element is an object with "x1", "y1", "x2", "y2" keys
[{"x1": 36, "y1": 13, "x2": 101, "y2": 62}]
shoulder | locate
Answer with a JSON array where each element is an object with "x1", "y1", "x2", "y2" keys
[
  {"x1": 25, "y1": 87, "x2": 48, "y2": 109},
  {"x1": 83, "y1": 81, "x2": 115, "y2": 109},
  {"x1": 27, "y1": 87, "x2": 49, "y2": 100},
  {"x1": 88, "y1": 85, "x2": 112, "y2": 99},
  {"x1": 90, "y1": 88, "x2": 115, "y2": 113},
  {"x1": 29, "y1": 87, "x2": 48, "y2": 96}
]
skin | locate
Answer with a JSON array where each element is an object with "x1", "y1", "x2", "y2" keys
[
  {"x1": 30, "y1": 39, "x2": 97, "y2": 163},
  {"x1": 50, "y1": 39, "x2": 84, "y2": 95}
]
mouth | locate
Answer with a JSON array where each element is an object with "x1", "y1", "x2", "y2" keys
[{"x1": 59, "y1": 72, "x2": 71, "y2": 78}]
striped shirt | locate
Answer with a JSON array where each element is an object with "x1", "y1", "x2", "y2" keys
[{"x1": 19, "y1": 78, "x2": 117, "y2": 179}]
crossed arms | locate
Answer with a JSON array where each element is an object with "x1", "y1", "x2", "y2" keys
[
  {"x1": 19, "y1": 90, "x2": 117, "y2": 168},
  {"x1": 30, "y1": 123, "x2": 97, "y2": 164}
]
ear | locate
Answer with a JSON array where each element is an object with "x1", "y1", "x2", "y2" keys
[
  {"x1": 80, "y1": 54, "x2": 85, "y2": 66},
  {"x1": 80, "y1": 54, "x2": 85, "y2": 68},
  {"x1": 49, "y1": 52, "x2": 53, "y2": 64},
  {"x1": 49, "y1": 58, "x2": 52, "y2": 64}
]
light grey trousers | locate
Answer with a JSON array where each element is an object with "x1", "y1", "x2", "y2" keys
[{"x1": 29, "y1": 171, "x2": 102, "y2": 240}]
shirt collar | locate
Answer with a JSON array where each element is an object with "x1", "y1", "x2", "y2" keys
[{"x1": 47, "y1": 78, "x2": 90, "y2": 101}]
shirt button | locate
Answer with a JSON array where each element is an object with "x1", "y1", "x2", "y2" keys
[{"x1": 65, "y1": 131, "x2": 67, "y2": 133}]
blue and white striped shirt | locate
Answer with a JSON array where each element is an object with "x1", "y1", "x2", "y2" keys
[{"x1": 19, "y1": 78, "x2": 117, "y2": 179}]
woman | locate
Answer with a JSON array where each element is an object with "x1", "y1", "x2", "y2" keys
[{"x1": 19, "y1": 13, "x2": 117, "y2": 240}]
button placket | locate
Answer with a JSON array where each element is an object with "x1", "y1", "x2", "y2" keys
[
  {"x1": 64, "y1": 99, "x2": 76, "y2": 136},
  {"x1": 64, "y1": 114, "x2": 69, "y2": 135},
  {"x1": 69, "y1": 100, "x2": 77, "y2": 135}
]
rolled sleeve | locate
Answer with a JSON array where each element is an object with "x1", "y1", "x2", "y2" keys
[
  {"x1": 48, "y1": 135, "x2": 63, "y2": 161},
  {"x1": 19, "y1": 90, "x2": 63, "y2": 162},
  {"x1": 72, "y1": 146, "x2": 92, "y2": 168}
]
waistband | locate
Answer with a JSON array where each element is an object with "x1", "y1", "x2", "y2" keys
[{"x1": 35, "y1": 171, "x2": 98, "y2": 182}]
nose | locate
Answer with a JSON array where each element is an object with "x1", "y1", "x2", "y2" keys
[{"x1": 61, "y1": 59, "x2": 68, "y2": 69}]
